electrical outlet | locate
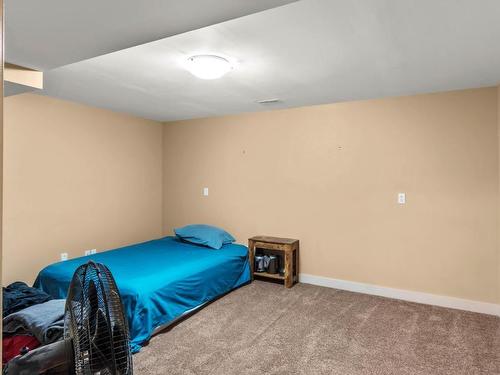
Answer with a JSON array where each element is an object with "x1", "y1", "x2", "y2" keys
[
  {"x1": 85, "y1": 249, "x2": 97, "y2": 256},
  {"x1": 60, "y1": 253, "x2": 68, "y2": 261},
  {"x1": 398, "y1": 193, "x2": 406, "y2": 204},
  {"x1": 203, "y1": 187, "x2": 209, "y2": 196}
]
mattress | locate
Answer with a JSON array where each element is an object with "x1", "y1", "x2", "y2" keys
[{"x1": 34, "y1": 236, "x2": 251, "y2": 353}]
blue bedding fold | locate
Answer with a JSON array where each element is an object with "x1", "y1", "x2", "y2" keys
[{"x1": 34, "y1": 236, "x2": 251, "y2": 353}]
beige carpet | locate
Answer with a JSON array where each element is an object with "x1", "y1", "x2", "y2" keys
[{"x1": 134, "y1": 281, "x2": 500, "y2": 375}]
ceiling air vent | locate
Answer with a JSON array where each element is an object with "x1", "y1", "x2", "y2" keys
[{"x1": 257, "y1": 98, "x2": 281, "y2": 105}]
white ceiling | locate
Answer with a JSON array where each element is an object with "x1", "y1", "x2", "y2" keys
[
  {"x1": 6, "y1": 0, "x2": 296, "y2": 70},
  {"x1": 22, "y1": 0, "x2": 500, "y2": 121}
]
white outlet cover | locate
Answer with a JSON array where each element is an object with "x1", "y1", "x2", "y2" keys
[
  {"x1": 85, "y1": 249, "x2": 97, "y2": 256},
  {"x1": 398, "y1": 193, "x2": 406, "y2": 204},
  {"x1": 203, "y1": 187, "x2": 209, "y2": 196},
  {"x1": 60, "y1": 252, "x2": 68, "y2": 261}
]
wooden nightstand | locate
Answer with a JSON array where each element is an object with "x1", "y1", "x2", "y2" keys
[{"x1": 248, "y1": 236, "x2": 299, "y2": 288}]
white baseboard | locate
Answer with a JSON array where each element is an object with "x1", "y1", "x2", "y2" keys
[{"x1": 299, "y1": 273, "x2": 500, "y2": 317}]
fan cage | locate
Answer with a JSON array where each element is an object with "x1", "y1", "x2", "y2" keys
[{"x1": 65, "y1": 261, "x2": 133, "y2": 375}]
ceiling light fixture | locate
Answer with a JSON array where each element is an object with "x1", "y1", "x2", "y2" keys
[
  {"x1": 186, "y1": 55, "x2": 233, "y2": 80},
  {"x1": 257, "y1": 98, "x2": 281, "y2": 105}
]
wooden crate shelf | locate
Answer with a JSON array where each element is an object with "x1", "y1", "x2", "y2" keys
[{"x1": 248, "y1": 236, "x2": 299, "y2": 288}]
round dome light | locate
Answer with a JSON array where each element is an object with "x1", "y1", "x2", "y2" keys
[{"x1": 186, "y1": 55, "x2": 233, "y2": 80}]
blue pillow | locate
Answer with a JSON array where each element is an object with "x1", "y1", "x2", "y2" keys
[{"x1": 174, "y1": 224, "x2": 235, "y2": 249}]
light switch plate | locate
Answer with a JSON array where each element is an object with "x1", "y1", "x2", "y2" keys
[
  {"x1": 398, "y1": 193, "x2": 406, "y2": 204},
  {"x1": 203, "y1": 187, "x2": 209, "y2": 196}
]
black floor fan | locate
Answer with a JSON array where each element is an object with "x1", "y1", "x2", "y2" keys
[{"x1": 5, "y1": 261, "x2": 133, "y2": 375}]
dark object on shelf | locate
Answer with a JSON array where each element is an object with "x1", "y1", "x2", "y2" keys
[
  {"x1": 279, "y1": 266, "x2": 285, "y2": 276},
  {"x1": 255, "y1": 255, "x2": 265, "y2": 272},
  {"x1": 267, "y1": 255, "x2": 279, "y2": 274}
]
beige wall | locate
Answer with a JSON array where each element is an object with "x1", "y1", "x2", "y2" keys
[
  {"x1": 163, "y1": 88, "x2": 499, "y2": 304},
  {"x1": 3, "y1": 87, "x2": 499, "y2": 305},
  {"x1": 3, "y1": 94, "x2": 163, "y2": 284}
]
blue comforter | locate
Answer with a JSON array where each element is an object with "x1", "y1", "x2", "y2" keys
[{"x1": 34, "y1": 236, "x2": 251, "y2": 353}]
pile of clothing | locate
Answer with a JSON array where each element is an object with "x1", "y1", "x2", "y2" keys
[{"x1": 2, "y1": 282, "x2": 65, "y2": 366}]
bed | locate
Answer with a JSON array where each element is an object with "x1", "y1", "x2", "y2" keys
[{"x1": 33, "y1": 236, "x2": 251, "y2": 353}]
